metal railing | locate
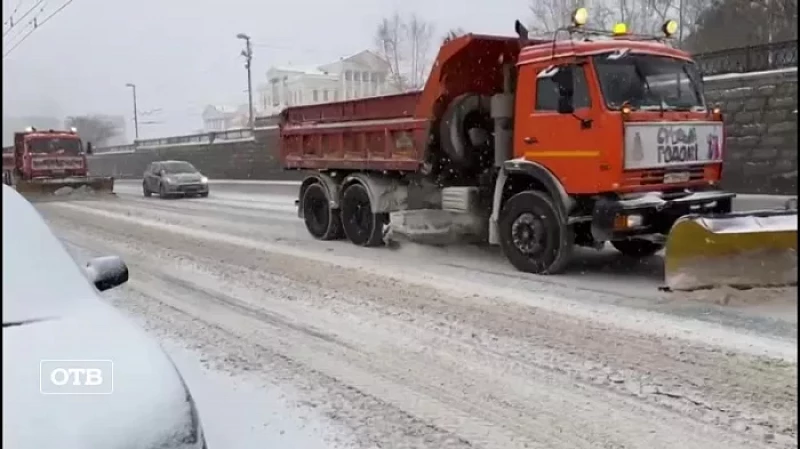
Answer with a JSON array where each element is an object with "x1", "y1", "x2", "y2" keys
[
  {"x1": 694, "y1": 40, "x2": 798, "y2": 76},
  {"x1": 94, "y1": 126, "x2": 274, "y2": 154}
]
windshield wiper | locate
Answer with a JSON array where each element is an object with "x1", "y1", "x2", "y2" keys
[{"x1": 631, "y1": 60, "x2": 665, "y2": 115}]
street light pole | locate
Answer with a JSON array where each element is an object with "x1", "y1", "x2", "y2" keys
[
  {"x1": 237, "y1": 33, "x2": 254, "y2": 130},
  {"x1": 125, "y1": 83, "x2": 139, "y2": 140}
]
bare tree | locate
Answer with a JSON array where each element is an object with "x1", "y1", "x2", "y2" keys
[
  {"x1": 374, "y1": 12, "x2": 436, "y2": 92},
  {"x1": 407, "y1": 14, "x2": 434, "y2": 89},
  {"x1": 375, "y1": 13, "x2": 406, "y2": 91},
  {"x1": 685, "y1": 0, "x2": 797, "y2": 52},
  {"x1": 528, "y1": 0, "x2": 711, "y2": 42},
  {"x1": 64, "y1": 115, "x2": 121, "y2": 147}
]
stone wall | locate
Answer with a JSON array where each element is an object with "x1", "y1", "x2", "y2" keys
[
  {"x1": 89, "y1": 68, "x2": 798, "y2": 195},
  {"x1": 704, "y1": 68, "x2": 797, "y2": 195},
  {"x1": 88, "y1": 128, "x2": 302, "y2": 181}
]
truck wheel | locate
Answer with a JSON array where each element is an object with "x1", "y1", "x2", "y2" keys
[
  {"x1": 341, "y1": 183, "x2": 386, "y2": 247},
  {"x1": 611, "y1": 239, "x2": 664, "y2": 258},
  {"x1": 143, "y1": 182, "x2": 152, "y2": 197},
  {"x1": 302, "y1": 183, "x2": 343, "y2": 240},
  {"x1": 499, "y1": 190, "x2": 573, "y2": 274}
]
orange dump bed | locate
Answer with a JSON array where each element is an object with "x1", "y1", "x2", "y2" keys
[
  {"x1": 279, "y1": 91, "x2": 428, "y2": 172},
  {"x1": 279, "y1": 34, "x2": 524, "y2": 172}
]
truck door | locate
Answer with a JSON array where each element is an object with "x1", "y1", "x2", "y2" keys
[{"x1": 516, "y1": 63, "x2": 604, "y2": 194}]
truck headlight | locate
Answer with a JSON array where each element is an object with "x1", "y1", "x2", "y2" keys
[{"x1": 200, "y1": 176, "x2": 208, "y2": 184}]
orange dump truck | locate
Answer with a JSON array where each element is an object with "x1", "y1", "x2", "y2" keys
[{"x1": 279, "y1": 12, "x2": 797, "y2": 290}]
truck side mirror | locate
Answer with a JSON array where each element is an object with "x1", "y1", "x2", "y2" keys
[
  {"x1": 86, "y1": 142, "x2": 93, "y2": 155},
  {"x1": 554, "y1": 69, "x2": 575, "y2": 114}
]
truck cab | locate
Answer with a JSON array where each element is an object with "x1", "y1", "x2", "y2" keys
[
  {"x1": 515, "y1": 39, "x2": 722, "y2": 195},
  {"x1": 8, "y1": 127, "x2": 90, "y2": 182}
]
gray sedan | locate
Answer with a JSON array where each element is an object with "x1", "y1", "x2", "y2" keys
[{"x1": 143, "y1": 161, "x2": 209, "y2": 198}]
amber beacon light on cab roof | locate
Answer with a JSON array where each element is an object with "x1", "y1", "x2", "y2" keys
[{"x1": 279, "y1": 8, "x2": 798, "y2": 292}]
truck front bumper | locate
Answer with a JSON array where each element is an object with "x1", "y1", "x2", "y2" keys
[{"x1": 590, "y1": 190, "x2": 736, "y2": 242}]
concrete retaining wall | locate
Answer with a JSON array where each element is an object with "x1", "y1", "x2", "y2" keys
[
  {"x1": 89, "y1": 69, "x2": 798, "y2": 195},
  {"x1": 704, "y1": 69, "x2": 797, "y2": 195}
]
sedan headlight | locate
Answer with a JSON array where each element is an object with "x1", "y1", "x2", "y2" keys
[
  {"x1": 199, "y1": 176, "x2": 208, "y2": 184},
  {"x1": 164, "y1": 177, "x2": 175, "y2": 184}
]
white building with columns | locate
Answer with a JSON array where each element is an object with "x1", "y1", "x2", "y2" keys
[{"x1": 257, "y1": 50, "x2": 399, "y2": 116}]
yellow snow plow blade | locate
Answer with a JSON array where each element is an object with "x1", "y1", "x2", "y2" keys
[
  {"x1": 664, "y1": 209, "x2": 797, "y2": 291},
  {"x1": 15, "y1": 177, "x2": 115, "y2": 202}
]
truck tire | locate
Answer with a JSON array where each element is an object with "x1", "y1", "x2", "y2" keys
[
  {"x1": 611, "y1": 239, "x2": 664, "y2": 258},
  {"x1": 302, "y1": 183, "x2": 343, "y2": 240},
  {"x1": 439, "y1": 94, "x2": 492, "y2": 171},
  {"x1": 341, "y1": 183, "x2": 386, "y2": 247},
  {"x1": 499, "y1": 190, "x2": 574, "y2": 274}
]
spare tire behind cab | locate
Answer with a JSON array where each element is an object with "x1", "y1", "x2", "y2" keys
[{"x1": 438, "y1": 93, "x2": 493, "y2": 171}]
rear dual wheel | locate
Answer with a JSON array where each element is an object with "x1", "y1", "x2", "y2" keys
[
  {"x1": 340, "y1": 184, "x2": 387, "y2": 247},
  {"x1": 302, "y1": 183, "x2": 343, "y2": 240}
]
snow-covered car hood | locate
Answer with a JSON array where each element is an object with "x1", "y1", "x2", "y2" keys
[
  {"x1": 1, "y1": 185, "x2": 205, "y2": 448},
  {"x1": 2, "y1": 185, "x2": 99, "y2": 323},
  {"x1": 3, "y1": 302, "x2": 204, "y2": 449}
]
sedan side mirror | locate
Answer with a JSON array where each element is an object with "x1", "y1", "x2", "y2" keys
[{"x1": 85, "y1": 256, "x2": 129, "y2": 292}]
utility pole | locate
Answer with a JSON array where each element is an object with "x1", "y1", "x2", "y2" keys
[
  {"x1": 237, "y1": 33, "x2": 254, "y2": 130},
  {"x1": 125, "y1": 83, "x2": 139, "y2": 140}
]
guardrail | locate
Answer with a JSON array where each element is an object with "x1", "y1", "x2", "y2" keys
[
  {"x1": 85, "y1": 41, "x2": 796, "y2": 155},
  {"x1": 694, "y1": 40, "x2": 798, "y2": 76},
  {"x1": 94, "y1": 126, "x2": 276, "y2": 154}
]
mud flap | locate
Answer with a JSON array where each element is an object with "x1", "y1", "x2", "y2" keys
[
  {"x1": 16, "y1": 177, "x2": 115, "y2": 202},
  {"x1": 664, "y1": 209, "x2": 798, "y2": 291}
]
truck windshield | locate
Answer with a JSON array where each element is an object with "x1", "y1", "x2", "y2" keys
[
  {"x1": 162, "y1": 161, "x2": 197, "y2": 174},
  {"x1": 27, "y1": 138, "x2": 82, "y2": 155},
  {"x1": 593, "y1": 53, "x2": 705, "y2": 111}
]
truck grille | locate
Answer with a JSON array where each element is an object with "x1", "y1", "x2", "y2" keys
[{"x1": 621, "y1": 166, "x2": 706, "y2": 187}]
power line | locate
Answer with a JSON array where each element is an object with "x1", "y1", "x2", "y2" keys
[
  {"x1": 3, "y1": 0, "x2": 73, "y2": 59},
  {"x1": 3, "y1": 0, "x2": 46, "y2": 37}
]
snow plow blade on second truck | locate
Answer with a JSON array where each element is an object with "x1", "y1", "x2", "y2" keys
[
  {"x1": 12, "y1": 177, "x2": 115, "y2": 202},
  {"x1": 664, "y1": 207, "x2": 798, "y2": 291}
]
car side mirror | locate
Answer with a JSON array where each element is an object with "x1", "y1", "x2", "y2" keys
[{"x1": 85, "y1": 256, "x2": 129, "y2": 292}]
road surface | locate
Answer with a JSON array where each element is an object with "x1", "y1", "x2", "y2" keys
[{"x1": 37, "y1": 180, "x2": 797, "y2": 449}]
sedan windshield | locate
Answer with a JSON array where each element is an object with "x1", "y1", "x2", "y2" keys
[
  {"x1": 162, "y1": 161, "x2": 197, "y2": 174},
  {"x1": 27, "y1": 138, "x2": 82, "y2": 155},
  {"x1": 593, "y1": 53, "x2": 705, "y2": 111}
]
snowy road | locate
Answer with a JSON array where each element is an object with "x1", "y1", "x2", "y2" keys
[{"x1": 36, "y1": 181, "x2": 797, "y2": 449}]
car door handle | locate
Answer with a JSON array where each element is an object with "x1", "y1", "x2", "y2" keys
[{"x1": 523, "y1": 137, "x2": 538, "y2": 144}]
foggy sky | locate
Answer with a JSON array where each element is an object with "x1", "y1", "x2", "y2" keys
[{"x1": 3, "y1": 0, "x2": 529, "y2": 140}]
